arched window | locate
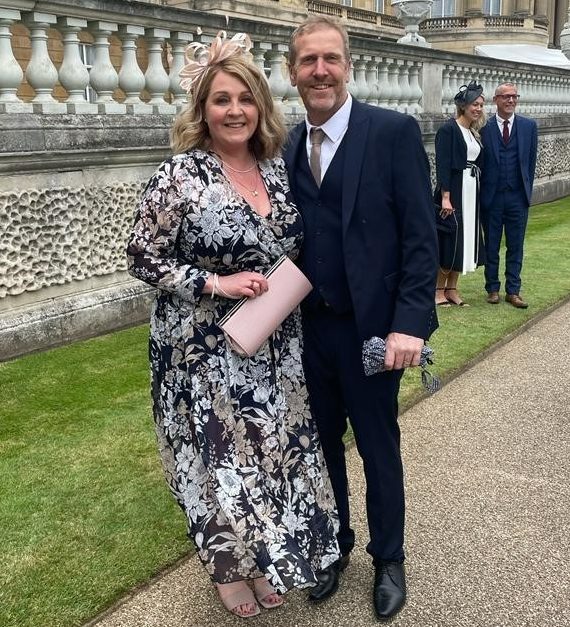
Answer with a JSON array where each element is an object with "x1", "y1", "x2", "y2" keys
[
  {"x1": 483, "y1": 0, "x2": 501, "y2": 15},
  {"x1": 431, "y1": 0, "x2": 455, "y2": 18}
]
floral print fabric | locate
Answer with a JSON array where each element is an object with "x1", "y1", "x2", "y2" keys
[{"x1": 127, "y1": 150, "x2": 340, "y2": 592}]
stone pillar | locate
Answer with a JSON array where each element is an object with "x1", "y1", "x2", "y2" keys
[
  {"x1": 534, "y1": 0, "x2": 548, "y2": 19},
  {"x1": 561, "y1": 6, "x2": 570, "y2": 59},
  {"x1": 514, "y1": 0, "x2": 531, "y2": 17},
  {"x1": 464, "y1": 0, "x2": 483, "y2": 16}
]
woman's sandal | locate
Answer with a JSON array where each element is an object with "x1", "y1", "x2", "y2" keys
[
  {"x1": 444, "y1": 288, "x2": 469, "y2": 307},
  {"x1": 435, "y1": 287, "x2": 451, "y2": 307},
  {"x1": 216, "y1": 581, "x2": 260, "y2": 618},
  {"x1": 253, "y1": 577, "x2": 284, "y2": 609}
]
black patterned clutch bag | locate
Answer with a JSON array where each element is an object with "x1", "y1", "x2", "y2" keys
[{"x1": 362, "y1": 336, "x2": 441, "y2": 394}]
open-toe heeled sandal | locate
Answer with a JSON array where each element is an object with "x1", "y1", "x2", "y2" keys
[
  {"x1": 435, "y1": 287, "x2": 451, "y2": 307},
  {"x1": 253, "y1": 577, "x2": 284, "y2": 609},
  {"x1": 444, "y1": 288, "x2": 469, "y2": 307},
  {"x1": 216, "y1": 582, "x2": 260, "y2": 618}
]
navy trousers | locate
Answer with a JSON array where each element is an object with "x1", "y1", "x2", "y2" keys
[
  {"x1": 302, "y1": 306, "x2": 405, "y2": 563},
  {"x1": 482, "y1": 188, "x2": 529, "y2": 295}
]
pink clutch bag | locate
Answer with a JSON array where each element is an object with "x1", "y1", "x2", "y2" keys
[{"x1": 218, "y1": 256, "x2": 312, "y2": 357}]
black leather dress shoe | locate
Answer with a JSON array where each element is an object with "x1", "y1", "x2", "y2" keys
[
  {"x1": 308, "y1": 555, "x2": 350, "y2": 603},
  {"x1": 373, "y1": 560, "x2": 406, "y2": 621}
]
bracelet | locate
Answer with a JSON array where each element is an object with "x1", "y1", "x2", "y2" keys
[
  {"x1": 210, "y1": 272, "x2": 233, "y2": 299},
  {"x1": 216, "y1": 276, "x2": 234, "y2": 299}
]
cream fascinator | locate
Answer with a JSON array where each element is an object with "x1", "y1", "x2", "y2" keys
[{"x1": 179, "y1": 31, "x2": 253, "y2": 95}]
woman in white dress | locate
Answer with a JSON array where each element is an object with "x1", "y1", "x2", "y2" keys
[{"x1": 434, "y1": 81, "x2": 486, "y2": 306}]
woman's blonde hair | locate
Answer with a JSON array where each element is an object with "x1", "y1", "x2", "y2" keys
[{"x1": 170, "y1": 56, "x2": 286, "y2": 160}]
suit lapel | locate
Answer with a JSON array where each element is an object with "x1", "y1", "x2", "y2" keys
[
  {"x1": 342, "y1": 101, "x2": 369, "y2": 233},
  {"x1": 490, "y1": 114, "x2": 501, "y2": 165},
  {"x1": 284, "y1": 122, "x2": 306, "y2": 198}
]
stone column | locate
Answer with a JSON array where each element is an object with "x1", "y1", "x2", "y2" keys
[
  {"x1": 464, "y1": 0, "x2": 483, "y2": 16},
  {"x1": 534, "y1": 0, "x2": 548, "y2": 19},
  {"x1": 514, "y1": 0, "x2": 531, "y2": 17},
  {"x1": 561, "y1": 6, "x2": 570, "y2": 59}
]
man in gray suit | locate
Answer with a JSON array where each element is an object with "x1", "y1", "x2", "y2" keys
[{"x1": 480, "y1": 82, "x2": 538, "y2": 308}]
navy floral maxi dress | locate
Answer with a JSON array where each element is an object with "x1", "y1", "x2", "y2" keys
[{"x1": 127, "y1": 150, "x2": 340, "y2": 592}]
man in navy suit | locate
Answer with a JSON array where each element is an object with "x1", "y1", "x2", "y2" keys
[
  {"x1": 283, "y1": 16, "x2": 438, "y2": 621},
  {"x1": 480, "y1": 82, "x2": 538, "y2": 308}
]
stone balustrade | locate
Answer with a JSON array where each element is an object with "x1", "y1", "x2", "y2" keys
[{"x1": 1, "y1": 2, "x2": 570, "y2": 118}]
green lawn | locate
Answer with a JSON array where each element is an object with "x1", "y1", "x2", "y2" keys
[{"x1": 1, "y1": 197, "x2": 569, "y2": 627}]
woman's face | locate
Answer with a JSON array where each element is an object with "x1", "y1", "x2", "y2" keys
[
  {"x1": 464, "y1": 96, "x2": 485, "y2": 124},
  {"x1": 204, "y1": 71, "x2": 259, "y2": 154}
]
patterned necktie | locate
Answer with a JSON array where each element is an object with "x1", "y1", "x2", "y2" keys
[
  {"x1": 502, "y1": 119, "x2": 510, "y2": 144},
  {"x1": 309, "y1": 127, "x2": 326, "y2": 187}
]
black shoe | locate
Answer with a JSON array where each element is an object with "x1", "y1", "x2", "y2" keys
[
  {"x1": 373, "y1": 560, "x2": 406, "y2": 621},
  {"x1": 308, "y1": 555, "x2": 350, "y2": 603}
]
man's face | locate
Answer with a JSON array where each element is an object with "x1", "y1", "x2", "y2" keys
[
  {"x1": 289, "y1": 27, "x2": 350, "y2": 126},
  {"x1": 493, "y1": 85, "x2": 519, "y2": 119}
]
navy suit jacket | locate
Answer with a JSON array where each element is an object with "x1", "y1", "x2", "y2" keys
[
  {"x1": 283, "y1": 99, "x2": 438, "y2": 342},
  {"x1": 480, "y1": 113, "x2": 538, "y2": 208}
]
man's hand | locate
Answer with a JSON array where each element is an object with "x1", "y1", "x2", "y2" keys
[{"x1": 383, "y1": 332, "x2": 424, "y2": 371}]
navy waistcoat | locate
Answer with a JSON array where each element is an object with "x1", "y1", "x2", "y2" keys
[
  {"x1": 294, "y1": 134, "x2": 352, "y2": 313},
  {"x1": 498, "y1": 123, "x2": 524, "y2": 192}
]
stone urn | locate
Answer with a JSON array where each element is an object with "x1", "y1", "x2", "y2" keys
[{"x1": 391, "y1": 0, "x2": 433, "y2": 47}]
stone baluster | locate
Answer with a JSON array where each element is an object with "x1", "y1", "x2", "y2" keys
[
  {"x1": 448, "y1": 66, "x2": 459, "y2": 112},
  {"x1": 144, "y1": 28, "x2": 174, "y2": 114},
  {"x1": 397, "y1": 60, "x2": 412, "y2": 113},
  {"x1": 387, "y1": 59, "x2": 402, "y2": 110},
  {"x1": 366, "y1": 58, "x2": 379, "y2": 106},
  {"x1": 118, "y1": 25, "x2": 148, "y2": 114},
  {"x1": 517, "y1": 73, "x2": 529, "y2": 115},
  {"x1": 442, "y1": 65, "x2": 452, "y2": 114},
  {"x1": 347, "y1": 59, "x2": 358, "y2": 99},
  {"x1": 251, "y1": 41, "x2": 270, "y2": 77},
  {"x1": 57, "y1": 17, "x2": 96, "y2": 114},
  {"x1": 23, "y1": 12, "x2": 66, "y2": 113},
  {"x1": 0, "y1": 9, "x2": 31, "y2": 113},
  {"x1": 378, "y1": 57, "x2": 391, "y2": 108},
  {"x1": 354, "y1": 56, "x2": 370, "y2": 104},
  {"x1": 266, "y1": 44, "x2": 288, "y2": 107},
  {"x1": 408, "y1": 61, "x2": 423, "y2": 114},
  {"x1": 169, "y1": 31, "x2": 193, "y2": 110},
  {"x1": 88, "y1": 21, "x2": 124, "y2": 113}
]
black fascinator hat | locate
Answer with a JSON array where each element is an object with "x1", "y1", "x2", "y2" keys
[{"x1": 454, "y1": 80, "x2": 484, "y2": 106}]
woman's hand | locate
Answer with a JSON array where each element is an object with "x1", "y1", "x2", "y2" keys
[
  {"x1": 440, "y1": 196, "x2": 454, "y2": 218},
  {"x1": 206, "y1": 271, "x2": 269, "y2": 299}
]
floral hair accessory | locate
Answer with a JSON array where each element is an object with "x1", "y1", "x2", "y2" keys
[
  {"x1": 179, "y1": 30, "x2": 253, "y2": 95},
  {"x1": 454, "y1": 80, "x2": 484, "y2": 106}
]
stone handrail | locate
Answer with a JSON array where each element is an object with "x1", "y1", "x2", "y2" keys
[{"x1": 2, "y1": 1, "x2": 570, "y2": 120}]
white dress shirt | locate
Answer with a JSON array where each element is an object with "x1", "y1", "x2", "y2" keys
[
  {"x1": 496, "y1": 113, "x2": 514, "y2": 136},
  {"x1": 305, "y1": 95, "x2": 353, "y2": 181}
]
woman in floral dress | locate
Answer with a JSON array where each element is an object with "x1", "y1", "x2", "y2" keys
[{"x1": 126, "y1": 33, "x2": 340, "y2": 618}]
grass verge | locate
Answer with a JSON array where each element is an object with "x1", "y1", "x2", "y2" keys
[{"x1": 1, "y1": 197, "x2": 569, "y2": 627}]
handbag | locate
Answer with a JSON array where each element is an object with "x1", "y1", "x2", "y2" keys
[
  {"x1": 218, "y1": 255, "x2": 312, "y2": 357},
  {"x1": 434, "y1": 204, "x2": 458, "y2": 234}
]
